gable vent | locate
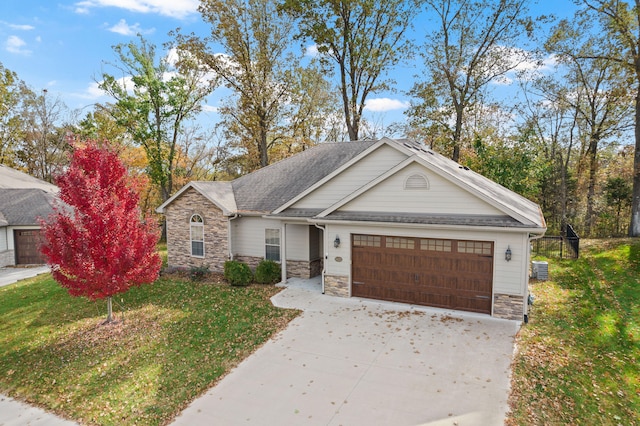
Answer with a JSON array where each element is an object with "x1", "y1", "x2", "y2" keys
[{"x1": 404, "y1": 174, "x2": 429, "y2": 190}]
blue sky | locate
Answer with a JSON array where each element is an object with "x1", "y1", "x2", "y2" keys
[{"x1": 0, "y1": 0, "x2": 575, "y2": 130}]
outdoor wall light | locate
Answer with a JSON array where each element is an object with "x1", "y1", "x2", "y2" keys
[
  {"x1": 505, "y1": 246, "x2": 512, "y2": 262},
  {"x1": 334, "y1": 235, "x2": 341, "y2": 248}
]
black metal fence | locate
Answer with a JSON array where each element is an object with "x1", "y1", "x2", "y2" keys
[{"x1": 532, "y1": 224, "x2": 580, "y2": 259}]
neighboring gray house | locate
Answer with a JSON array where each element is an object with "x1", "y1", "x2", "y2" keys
[
  {"x1": 0, "y1": 165, "x2": 59, "y2": 267},
  {"x1": 157, "y1": 138, "x2": 546, "y2": 321}
]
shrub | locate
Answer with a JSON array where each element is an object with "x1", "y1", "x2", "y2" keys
[
  {"x1": 255, "y1": 260, "x2": 281, "y2": 284},
  {"x1": 224, "y1": 260, "x2": 253, "y2": 286},
  {"x1": 189, "y1": 265, "x2": 210, "y2": 282}
]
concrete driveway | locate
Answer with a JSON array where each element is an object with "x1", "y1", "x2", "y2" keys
[
  {"x1": 0, "y1": 265, "x2": 49, "y2": 287},
  {"x1": 172, "y1": 277, "x2": 519, "y2": 426}
]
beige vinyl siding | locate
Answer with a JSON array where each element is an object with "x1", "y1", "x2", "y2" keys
[
  {"x1": 340, "y1": 163, "x2": 504, "y2": 216},
  {"x1": 324, "y1": 223, "x2": 529, "y2": 296},
  {"x1": 292, "y1": 144, "x2": 407, "y2": 209},
  {"x1": 309, "y1": 226, "x2": 321, "y2": 260},
  {"x1": 285, "y1": 224, "x2": 309, "y2": 261},
  {"x1": 231, "y1": 217, "x2": 282, "y2": 259}
]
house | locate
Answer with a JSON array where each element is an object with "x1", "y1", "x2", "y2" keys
[
  {"x1": 157, "y1": 138, "x2": 546, "y2": 321},
  {"x1": 0, "y1": 165, "x2": 59, "y2": 267}
]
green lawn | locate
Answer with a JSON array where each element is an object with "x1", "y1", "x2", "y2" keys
[
  {"x1": 0, "y1": 273, "x2": 299, "y2": 425},
  {"x1": 507, "y1": 239, "x2": 639, "y2": 425}
]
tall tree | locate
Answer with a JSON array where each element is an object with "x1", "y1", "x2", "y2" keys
[
  {"x1": 578, "y1": 0, "x2": 640, "y2": 236},
  {"x1": 0, "y1": 63, "x2": 32, "y2": 167},
  {"x1": 547, "y1": 16, "x2": 634, "y2": 236},
  {"x1": 408, "y1": 0, "x2": 535, "y2": 162},
  {"x1": 281, "y1": 0, "x2": 420, "y2": 141},
  {"x1": 40, "y1": 140, "x2": 161, "y2": 323},
  {"x1": 179, "y1": 0, "x2": 296, "y2": 170},
  {"x1": 18, "y1": 89, "x2": 71, "y2": 182},
  {"x1": 99, "y1": 36, "x2": 216, "y2": 202},
  {"x1": 519, "y1": 78, "x2": 580, "y2": 233}
]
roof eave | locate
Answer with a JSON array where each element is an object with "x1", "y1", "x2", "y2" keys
[{"x1": 307, "y1": 217, "x2": 546, "y2": 234}]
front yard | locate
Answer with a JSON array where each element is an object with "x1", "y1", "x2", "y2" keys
[
  {"x1": 507, "y1": 239, "x2": 639, "y2": 425},
  {"x1": 0, "y1": 272, "x2": 299, "y2": 425},
  {"x1": 1, "y1": 239, "x2": 638, "y2": 425}
]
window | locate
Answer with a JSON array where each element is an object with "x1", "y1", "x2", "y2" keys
[
  {"x1": 457, "y1": 240, "x2": 492, "y2": 255},
  {"x1": 386, "y1": 237, "x2": 415, "y2": 249},
  {"x1": 190, "y1": 214, "x2": 204, "y2": 257},
  {"x1": 353, "y1": 234, "x2": 381, "y2": 247},
  {"x1": 265, "y1": 229, "x2": 280, "y2": 262},
  {"x1": 420, "y1": 238, "x2": 452, "y2": 252}
]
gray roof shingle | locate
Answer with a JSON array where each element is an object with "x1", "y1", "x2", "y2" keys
[
  {"x1": 0, "y1": 189, "x2": 59, "y2": 225},
  {"x1": 231, "y1": 141, "x2": 376, "y2": 212}
]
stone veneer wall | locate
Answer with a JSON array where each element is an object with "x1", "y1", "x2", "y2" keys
[
  {"x1": 165, "y1": 188, "x2": 229, "y2": 272},
  {"x1": 309, "y1": 258, "x2": 323, "y2": 278},
  {"x1": 0, "y1": 250, "x2": 15, "y2": 268},
  {"x1": 285, "y1": 259, "x2": 321, "y2": 279},
  {"x1": 286, "y1": 259, "x2": 310, "y2": 279},
  {"x1": 324, "y1": 274, "x2": 349, "y2": 297},
  {"x1": 493, "y1": 293, "x2": 524, "y2": 320},
  {"x1": 234, "y1": 255, "x2": 262, "y2": 271}
]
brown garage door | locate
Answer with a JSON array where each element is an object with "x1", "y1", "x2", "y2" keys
[
  {"x1": 14, "y1": 229, "x2": 45, "y2": 265},
  {"x1": 351, "y1": 234, "x2": 493, "y2": 314}
]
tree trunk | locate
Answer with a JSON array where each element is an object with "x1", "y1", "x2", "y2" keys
[
  {"x1": 452, "y1": 106, "x2": 463, "y2": 163},
  {"x1": 584, "y1": 135, "x2": 599, "y2": 237},
  {"x1": 106, "y1": 296, "x2": 114, "y2": 323},
  {"x1": 630, "y1": 90, "x2": 640, "y2": 236}
]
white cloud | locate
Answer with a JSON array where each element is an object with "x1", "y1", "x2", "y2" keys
[
  {"x1": 364, "y1": 98, "x2": 410, "y2": 112},
  {"x1": 201, "y1": 104, "x2": 219, "y2": 113},
  {"x1": 74, "y1": 0, "x2": 199, "y2": 19},
  {"x1": 107, "y1": 19, "x2": 154, "y2": 36},
  {"x1": 306, "y1": 44, "x2": 319, "y2": 57},
  {"x1": 9, "y1": 23, "x2": 35, "y2": 30},
  {"x1": 0, "y1": 21, "x2": 35, "y2": 31},
  {"x1": 35, "y1": 36, "x2": 42, "y2": 42},
  {"x1": 5, "y1": 35, "x2": 31, "y2": 55}
]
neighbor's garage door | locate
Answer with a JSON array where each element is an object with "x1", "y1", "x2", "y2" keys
[
  {"x1": 351, "y1": 234, "x2": 493, "y2": 314},
  {"x1": 14, "y1": 229, "x2": 45, "y2": 265}
]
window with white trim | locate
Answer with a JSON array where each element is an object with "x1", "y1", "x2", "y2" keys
[
  {"x1": 190, "y1": 214, "x2": 204, "y2": 257},
  {"x1": 265, "y1": 229, "x2": 281, "y2": 262}
]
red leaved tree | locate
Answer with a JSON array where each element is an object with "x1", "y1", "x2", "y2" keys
[{"x1": 40, "y1": 139, "x2": 161, "y2": 323}]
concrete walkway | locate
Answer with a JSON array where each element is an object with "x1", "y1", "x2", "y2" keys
[
  {"x1": 172, "y1": 277, "x2": 519, "y2": 426},
  {"x1": 0, "y1": 395, "x2": 78, "y2": 426}
]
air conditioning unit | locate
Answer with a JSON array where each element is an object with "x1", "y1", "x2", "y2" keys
[{"x1": 531, "y1": 261, "x2": 548, "y2": 280}]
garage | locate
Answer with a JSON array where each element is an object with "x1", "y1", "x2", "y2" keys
[
  {"x1": 14, "y1": 229, "x2": 45, "y2": 265},
  {"x1": 351, "y1": 234, "x2": 493, "y2": 314}
]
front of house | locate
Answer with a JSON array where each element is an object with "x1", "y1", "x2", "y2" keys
[{"x1": 157, "y1": 138, "x2": 546, "y2": 321}]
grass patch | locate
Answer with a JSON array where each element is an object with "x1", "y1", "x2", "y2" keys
[
  {"x1": 507, "y1": 239, "x2": 639, "y2": 425},
  {"x1": 0, "y1": 273, "x2": 299, "y2": 425}
]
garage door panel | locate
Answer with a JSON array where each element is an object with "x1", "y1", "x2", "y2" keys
[
  {"x1": 14, "y1": 230, "x2": 45, "y2": 265},
  {"x1": 352, "y1": 235, "x2": 493, "y2": 315}
]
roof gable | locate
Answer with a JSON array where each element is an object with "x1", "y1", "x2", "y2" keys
[
  {"x1": 156, "y1": 181, "x2": 236, "y2": 215},
  {"x1": 315, "y1": 139, "x2": 544, "y2": 228},
  {"x1": 319, "y1": 160, "x2": 505, "y2": 218}
]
